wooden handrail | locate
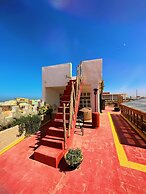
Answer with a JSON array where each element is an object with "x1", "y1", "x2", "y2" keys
[
  {"x1": 63, "y1": 62, "x2": 82, "y2": 145},
  {"x1": 72, "y1": 82, "x2": 76, "y2": 108},
  {"x1": 63, "y1": 103, "x2": 67, "y2": 149},
  {"x1": 68, "y1": 82, "x2": 75, "y2": 137},
  {"x1": 121, "y1": 104, "x2": 146, "y2": 133}
]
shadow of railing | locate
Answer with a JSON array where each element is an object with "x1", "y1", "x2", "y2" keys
[
  {"x1": 29, "y1": 119, "x2": 54, "y2": 160},
  {"x1": 82, "y1": 121, "x2": 93, "y2": 129},
  {"x1": 111, "y1": 114, "x2": 146, "y2": 149}
]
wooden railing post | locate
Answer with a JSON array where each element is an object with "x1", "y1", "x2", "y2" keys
[
  {"x1": 76, "y1": 76, "x2": 78, "y2": 99},
  {"x1": 67, "y1": 63, "x2": 82, "y2": 139},
  {"x1": 121, "y1": 104, "x2": 146, "y2": 135},
  {"x1": 63, "y1": 103, "x2": 67, "y2": 149},
  {"x1": 72, "y1": 82, "x2": 76, "y2": 108},
  {"x1": 136, "y1": 114, "x2": 138, "y2": 127},
  {"x1": 68, "y1": 83, "x2": 73, "y2": 137},
  {"x1": 141, "y1": 115, "x2": 143, "y2": 130}
]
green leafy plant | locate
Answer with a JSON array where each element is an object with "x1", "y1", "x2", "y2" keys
[
  {"x1": 14, "y1": 114, "x2": 41, "y2": 136},
  {"x1": 38, "y1": 105, "x2": 53, "y2": 115},
  {"x1": 64, "y1": 148, "x2": 83, "y2": 169}
]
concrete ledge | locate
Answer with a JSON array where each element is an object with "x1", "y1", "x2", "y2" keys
[
  {"x1": 0, "y1": 135, "x2": 25, "y2": 155},
  {"x1": 0, "y1": 125, "x2": 25, "y2": 154}
]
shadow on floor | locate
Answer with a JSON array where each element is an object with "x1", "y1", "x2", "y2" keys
[
  {"x1": 29, "y1": 153, "x2": 34, "y2": 160},
  {"x1": 29, "y1": 132, "x2": 42, "y2": 151},
  {"x1": 58, "y1": 157, "x2": 79, "y2": 173},
  {"x1": 74, "y1": 129, "x2": 83, "y2": 136},
  {"x1": 83, "y1": 121, "x2": 93, "y2": 129},
  {"x1": 111, "y1": 114, "x2": 146, "y2": 149}
]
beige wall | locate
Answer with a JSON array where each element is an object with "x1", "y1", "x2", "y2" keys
[
  {"x1": 42, "y1": 63, "x2": 72, "y2": 104},
  {"x1": 45, "y1": 87, "x2": 65, "y2": 111},
  {"x1": 42, "y1": 59, "x2": 102, "y2": 113},
  {"x1": 42, "y1": 63, "x2": 72, "y2": 87},
  {"x1": 81, "y1": 59, "x2": 102, "y2": 112}
]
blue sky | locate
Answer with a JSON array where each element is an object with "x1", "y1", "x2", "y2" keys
[{"x1": 0, "y1": 0, "x2": 146, "y2": 99}]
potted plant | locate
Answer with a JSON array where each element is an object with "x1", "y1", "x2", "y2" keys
[
  {"x1": 114, "y1": 103, "x2": 120, "y2": 111},
  {"x1": 64, "y1": 148, "x2": 83, "y2": 169},
  {"x1": 38, "y1": 104, "x2": 53, "y2": 121}
]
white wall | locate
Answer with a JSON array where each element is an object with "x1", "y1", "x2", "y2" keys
[
  {"x1": 42, "y1": 63, "x2": 72, "y2": 88},
  {"x1": 42, "y1": 59, "x2": 102, "y2": 113},
  {"x1": 45, "y1": 87, "x2": 65, "y2": 112},
  {"x1": 42, "y1": 63, "x2": 72, "y2": 103},
  {"x1": 81, "y1": 59, "x2": 102, "y2": 112}
]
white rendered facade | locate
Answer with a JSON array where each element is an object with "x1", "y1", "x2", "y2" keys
[{"x1": 42, "y1": 59, "x2": 102, "y2": 112}]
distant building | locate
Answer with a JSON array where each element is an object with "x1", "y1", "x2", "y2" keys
[
  {"x1": 0, "y1": 105, "x2": 13, "y2": 112},
  {"x1": 0, "y1": 100, "x2": 17, "y2": 112},
  {"x1": 16, "y1": 98, "x2": 30, "y2": 104},
  {"x1": 102, "y1": 92, "x2": 127, "y2": 103}
]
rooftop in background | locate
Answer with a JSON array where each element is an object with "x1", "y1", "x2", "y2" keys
[
  {"x1": 0, "y1": 100, "x2": 17, "y2": 106},
  {"x1": 122, "y1": 98, "x2": 146, "y2": 113}
]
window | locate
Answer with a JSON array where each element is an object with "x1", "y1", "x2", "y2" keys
[{"x1": 79, "y1": 92, "x2": 91, "y2": 108}]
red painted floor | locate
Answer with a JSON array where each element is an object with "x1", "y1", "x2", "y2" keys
[
  {"x1": 110, "y1": 112, "x2": 146, "y2": 165},
  {"x1": 0, "y1": 107, "x2": 146, "y2": 194}
]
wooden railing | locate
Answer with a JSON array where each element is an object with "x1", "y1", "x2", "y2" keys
[
  {"x1": 63, "y1": 103, "x2": 67, "y2": 149},
  {"x1": 68, "y1": 81, "x2": 76, "y2": 137},
  {"x1": 121, "y1": 104, "x2": 146, "y2": 138},
  {"x1": 63, "y1": 63, "x2": 82, "y2": 149}
]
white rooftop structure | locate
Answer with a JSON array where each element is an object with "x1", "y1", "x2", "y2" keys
[{"x1": 42, "y1": 59, "x2": 102, "y2": 112}]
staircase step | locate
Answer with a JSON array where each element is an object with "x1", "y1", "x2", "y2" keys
[
  {"x1": 53, "y1": 119, "x2": 69, "y2": 127},
  {"x1": 41, "y1": 135, "x2": 64, "y2": 149},
  {"x1": 60, "y1": 101, "x2": 70, "y2": 106},
  {"x1": 64, "y1": 90, "x2": 71, "y2": 95},
  {"x1": 54, "y1": 118, "x2": 69, "y2": 123},
  {"x1": 55, "y1": 112, "x2": 70, "y2": 120},
  {"x1": 52, "y1": 121, "x2": 63, "y2": 128},
  {"x1": 61, "y1": 95, "x2": 70, "y2": 101},
  {"x1": 64, "y1": 86, "x2": 72, "y2": 94},
  {"x1": 33, "y1": 78, "x2": 81, "y2": 168},
  {"x1": 58, "y1": 106, "x2": 70, "y2": 113},
  {"x1": 68, "y1": 80, "x2": 76, "y2": 85},
  {"x1": 46, "y1": 126, "x2": 64, "y2": 138},
  {"x1": 34, "y1": 145, "x2": 64, "y2": 168}
]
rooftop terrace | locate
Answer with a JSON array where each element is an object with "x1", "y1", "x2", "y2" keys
[{"x1": 0, "y1": 107, "x2": 146, "y2": 193}]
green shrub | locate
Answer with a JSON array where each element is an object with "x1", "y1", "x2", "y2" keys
[
  {"x1": 64, "y1": 148, "x2": 83, "y2": 169},
  {"x1": 14, "y1": 114, "x2": 41, "y2": 136},
  {"x1": 38, "y1": 105, "x2": 53, "y2": 115}
]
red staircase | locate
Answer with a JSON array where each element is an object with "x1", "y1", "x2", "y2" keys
[{"x1": 34, "y1": 79, "x2": 82, "y2": 168}]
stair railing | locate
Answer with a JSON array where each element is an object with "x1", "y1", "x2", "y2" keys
[
  {"x1": 68, "y1": 63, "x2": 82, "y2": 137},
  {"x1": 63, "y1": 63, "x2": 82, "y2": 148},
  {"x1": 63, "y1": 103, "x2": 67, "y2": 149},
  {"x1": 76, "y1": 62, "x2": 82, "y2": 100},
  {"x1": 68, "y1": 81, "x2": 76, "y2": 137}
]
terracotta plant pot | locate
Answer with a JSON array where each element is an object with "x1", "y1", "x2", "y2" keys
[{"x1": 64, "y1": 148, "x2": 83, "y2": 170}]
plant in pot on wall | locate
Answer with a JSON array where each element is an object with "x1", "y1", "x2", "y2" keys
[
  {"x1": 38, "y1": 104, "x2": 53, "y2": 121},
  {"x1": 64, "y1": 148, "x2": 83, "y2": 169}
]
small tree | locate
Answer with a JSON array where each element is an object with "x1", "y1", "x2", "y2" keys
[{"x1": 14, "y1": 114, "x2": 41, "y2": 136}]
